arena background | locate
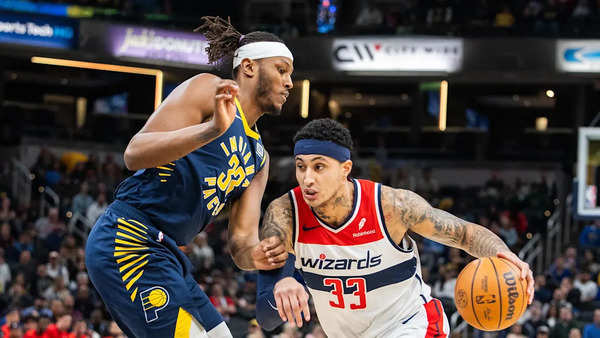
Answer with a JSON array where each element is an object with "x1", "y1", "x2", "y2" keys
[{"x1": 0, "y1": 0, "x2": 600, "y2": 337}]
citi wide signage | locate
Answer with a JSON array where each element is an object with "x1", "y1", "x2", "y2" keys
[
  {"x1": 332, "y1": 37, "x2": 462, "y2": 73},
  {"x1": 557, "y1": 40, "x2": 600, "y2": 72}
]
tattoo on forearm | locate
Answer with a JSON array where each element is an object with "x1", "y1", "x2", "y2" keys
[
  {"x1": 389, "y1": 188, "x2": 508, "y2": 257},
  {"x1": 259, "y1": 196, "x2": 294, "y2": 250},
  {"x1": 467, "y1": 226, "x2": 509, "y2": 258}
]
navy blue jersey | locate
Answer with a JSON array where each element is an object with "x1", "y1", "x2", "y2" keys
[{"x1": 115, "y1": 98, "x2": 266, "y2": 245}]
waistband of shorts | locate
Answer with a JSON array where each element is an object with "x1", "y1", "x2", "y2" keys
[{"x1": 108, "y1": 200, "x2": 158, "y2": 236}]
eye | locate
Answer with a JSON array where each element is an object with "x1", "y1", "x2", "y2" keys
[
  {"x1": 296, "y1": 163, "x2": 304, "y2": 169},
  {"x1": 315, "y1": 164, "x2": 324, "y2": 170},
  {"x1": 279, "y1": 68, "x2": 285, "y2": 74}
]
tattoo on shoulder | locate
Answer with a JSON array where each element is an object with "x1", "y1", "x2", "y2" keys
[
  {"x1": 260, "y1": 195, "x2": 294, "y2": 246},
  {"x1": 383, "y1": 187, "x2": 468, "y2": 248}
]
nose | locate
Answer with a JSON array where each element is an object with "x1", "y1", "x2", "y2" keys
[
  {"x1": 284, "y1": 74, "x2": 293, "y2": 90},
  {"x1": 303, "y1": 167, "x2": 315, "y2": 186}
]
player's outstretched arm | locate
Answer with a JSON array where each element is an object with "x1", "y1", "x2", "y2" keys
[
  {"x1": 123, "y1": 74, "x2": 238, "y2": 170},
  {"x1": 381, "y1": 186, "x2": 534, "y2": 304},
  {"x1": 228, "y1": 153, "x2": 287, "y2": 270},
  {"x1": 256, "y1": 194, "x2": 310, "y2": 329}
]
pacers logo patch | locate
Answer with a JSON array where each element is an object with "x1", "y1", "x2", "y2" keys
[{"x1": 140, "y1": 286, "x2": 170, "y2": 323}]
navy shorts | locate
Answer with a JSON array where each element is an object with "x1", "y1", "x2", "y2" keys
[{"x1": 85, "y1": 200, "x2": 229, "y2": 338}]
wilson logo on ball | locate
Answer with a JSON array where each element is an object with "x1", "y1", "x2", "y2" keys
[{"x1": 503, "y1": 271, "x2": 520, "y2": 321}]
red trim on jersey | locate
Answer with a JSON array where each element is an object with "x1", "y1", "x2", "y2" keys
[
  {"x1": 292, "y1": 179, "x2": 384, "y2": 246},
  {"x1": 424, "y1": 299, "x2": 447, "y2": 338}
]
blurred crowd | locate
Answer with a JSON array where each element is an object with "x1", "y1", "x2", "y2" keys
[
  {"x1": 0, "y1": 147, "x2": 598, "y2": 338},
  {"x1": 20, "y1": 0, "x2": 600, "y2": 38}
]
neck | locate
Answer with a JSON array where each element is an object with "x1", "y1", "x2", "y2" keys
[
  {"x1": 313, "y1": 180, "x2": 354, "y2": 227},
  {"x1": 237, "y1": 84, "x2": 262, "y2": 127}
]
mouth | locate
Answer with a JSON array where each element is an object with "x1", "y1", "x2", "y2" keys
[
  {"x1": 280, "y1": 92, "x2": 289, "y2": 103},
  {"x1": 303, "y1": 188, "x2": 318, "y2": 201}
]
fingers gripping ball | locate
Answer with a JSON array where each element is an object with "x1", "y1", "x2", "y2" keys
[{"x1": 454, "y1": 257, "x2": 527, "y2": 331}]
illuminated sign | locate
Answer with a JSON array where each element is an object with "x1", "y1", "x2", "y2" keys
[
  {"x1": 332, "y1": 37, "x2": 462, "y2": 73},
  {"x1": 0, "y1": 12, "x2": 76, "y2": 49},
  {"x1": 557, "y1": 40, "x2": 600, "y2": 72},
  {"x1": 108, "y1": 25, "x2": 209, "y2": 66}
]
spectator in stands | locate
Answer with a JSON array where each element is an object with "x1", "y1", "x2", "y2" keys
[
  {"x1": 188, "y1": 233, "x2": 214, "y2": 272},
  {"x1": 499, "y1": 211, "x2": 520, "y2": 247},
  {"x1": 1, "y1": 222, "x2": 14, "y2": 252},
  {"x1": 579, "y1": 221, "x2": 600, "y2": 249},
  {"x1": 549, "y1": 256, "x2": 573, "y2": 286},
  {"x1": 71, "y1": 182, "x2": 93, "y2": 217},
  {"x1": 583, "y1": 309, "x2": 600, "y2": 338},
  {"x1": 574, "y1": 268, "x2": 598, "y2": 305},
  {"x1": 33, "y1": 265, "x2": 52, "y2": 299},
  {"x1": 85, "y1": 192, "x2": 106, "y2": 223},
  {"x1": 34, "y1": 208, "x2": 64, "y2": 240},
  {"x1": 432, "y1": 263, "x2": 458, "y2": 301},
  {"x1": 564, "y1": 246, "x2": 578, "y2": 271},
  {"x1": 355, "y1": 3, "x2": 383, "y2": 28},
  {"x1": 0, "y1": 195, "x2": 16, "y2": 223},
  {"x1": 570, "y1": 327, "x2": 583, "y2": 338},
  {"x1": 507, "y1": 323, "x2": 528, "y2": 338},
  {"x1": 560, "y1": 277, "x2": 582, "y2": 310},
  {"x1": 537, "y1": 325, "x2": 551, "y2": 337},
  {"x1": 209, "y1": 283, "x2": 236, "y2": 322},
  {"x1": 13, "y1": 251, "x2": 35, "y2": 286},
  {"x1": 550, "y1": 303, "x2": 582, "y2": 338},
  {"x1": 0, "y1": 248, "x2": 11, "y2": 293},
  {"x1": 46, "y1": 251, "x2": 69, "y2": 286}
]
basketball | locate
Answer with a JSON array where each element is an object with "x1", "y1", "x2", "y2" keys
[{"x1": 454, "y1": 257, "x2": 527, "y2": 331}]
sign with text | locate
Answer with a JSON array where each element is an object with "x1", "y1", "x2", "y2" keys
[
  {"x1": 332, "y1": 37, "x2": 462, "y2": 73},
  {"x1": 0, "y1": 12, "x2": 77, "y2": 49},
  {"x1": 108, "y1": 25, "x2": 209, "y2": 66}
]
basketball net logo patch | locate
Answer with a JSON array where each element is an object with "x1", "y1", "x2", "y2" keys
[{"x1": 140, "y1": 286, "x2": 170, "y2": 323}]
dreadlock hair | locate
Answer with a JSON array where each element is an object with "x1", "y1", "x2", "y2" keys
[
  {"x1": 293, "y1": 119, "x2": 354, "y2": 151},
  {"x1": 195, "y1": 16, "x2": 285, "y2": 79}
]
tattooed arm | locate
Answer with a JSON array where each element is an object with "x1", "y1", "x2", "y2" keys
[
  {"x1": 381, "y1": 185, "x2": 508, "y2": 257},
  {"x1": 381, "y1": 185, "x2": 534, "y2": 303},
  {"x1": 259, "y1": 194, "x2": 295, "y2": 254}
]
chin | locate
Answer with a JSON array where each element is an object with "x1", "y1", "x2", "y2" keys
[{"x1": 263, "y1": 103, "x2": 282, "y2": 116}]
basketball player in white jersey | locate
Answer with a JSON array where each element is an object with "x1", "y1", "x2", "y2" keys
[{"x1": 255, "y1": 119, "x2": 534, "y2": 337}]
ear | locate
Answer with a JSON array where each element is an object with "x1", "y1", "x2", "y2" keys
[
  {"x1": 239, "y1": 58, "x2": 257, "y2": 78},
  {"x1": 341, "y1": 160, "x2": 353, "y2": 179}
]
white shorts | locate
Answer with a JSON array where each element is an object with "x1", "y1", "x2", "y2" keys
[{"x1": 375, "y1": 298, "x2": 450, "y2": 338}]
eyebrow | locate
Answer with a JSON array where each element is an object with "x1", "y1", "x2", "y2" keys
[
  {"x1": 279, "y1": 60, "x2": 294, "y2": 73},
  {"x1": 295, "y1": 156, "x2": 325, "y2": 162}
]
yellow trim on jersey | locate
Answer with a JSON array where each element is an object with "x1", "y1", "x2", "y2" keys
[
  {"x1": 116, "y1": 232, "x2": 145, "y2": 243},
  {"x1": 174, "y1": 308, "x2": 193, "y2": 338},
  {"x1": 235, "y1": 97, "x2": 260, "y2": 140},
  {"x1": 117, "y1": 218, "x2": 148, "y2": 234},
  {"x1": 129, "y1": 219, "x2": 149, "y2": 229},
  {"x1": 126, "y1": 270, "x2": 144, "y2": 290},
  {"x1": 157, "y1": 166, "x2": 174, "y2": 171},
  {"x1": 115, "y1": 238, "x2": 145, "y2": 247},
  {"x1": 117, "y1": 225, "x2": 146, "y2": 240},
  {"x1": 115, "y1": 246, "x2": 149, "y2": 251},
  {"x1": 116, "y1": 253, "x2": 140, "y2": 264},
  {"x1": 122, "y1": 259, "x2": 148, "y2": 281},
  {"x1": 261, "y1": 154, "x2": 266, "y2": 166},
  {"x1": 119, "y1": 254, "x2": 149, "y2": 273},
  {"x1": 130, "y1": 287, "x2": 138, "y2": 302}
]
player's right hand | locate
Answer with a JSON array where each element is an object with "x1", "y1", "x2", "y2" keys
[
  {"x1": 212, "y1": 80, "x2": 239, "y2": 135},
  {"x1": 273, "y1": 277, "x2": 311, "y2": 328}
]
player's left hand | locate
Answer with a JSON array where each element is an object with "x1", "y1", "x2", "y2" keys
[
  {"x1": 252, "y1": 236, "x2": 288, "y2": 270},
  {"x1": 497, "y1": 251, "x2": 535, "y2": 305}
]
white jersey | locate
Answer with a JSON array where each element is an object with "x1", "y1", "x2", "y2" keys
[{"x1": 290, "y1": 179, "x2": 449, "y2": 338}]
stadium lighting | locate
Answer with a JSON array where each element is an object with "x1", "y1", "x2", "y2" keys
[
  {"x1": 31, "y1": 56, "x2": 164, "y2": 109},
  {"x1": 546, "y1": 89, "x2": 555, "y2": 98},
  {"x1": 439, "y1": 80, "x2": 448, "y2": 131},
  {"x1": 301, "y1": 79, "x2": 310, "y2": 118}
]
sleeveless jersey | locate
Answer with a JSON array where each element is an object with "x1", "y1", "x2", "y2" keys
[
  {"x1": 290, "y1": 179, "x2": 434, "y2": 338},
  {"x1": 115, "y1": 98, "x2": 266, "y2": 245}
]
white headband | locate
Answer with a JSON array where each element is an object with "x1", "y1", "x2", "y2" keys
[{"x1": 232, "y1": 41, "x2": 293, "y2": 69}]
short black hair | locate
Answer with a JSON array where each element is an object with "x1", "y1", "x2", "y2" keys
[
  {"x1": 293, "y1": 118, "x2": 353, "y2": 151},
  {"x1": 195, "y1": 16, "x2": 285, "y2": 78}
]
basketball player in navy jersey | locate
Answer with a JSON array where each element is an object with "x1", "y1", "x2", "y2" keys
[
  {"x1": 256, "y1": 119, "x2": 535, "y2": 337},
  {"x1": 85, "y1": 17, "x2": 293, "y2": 338}
]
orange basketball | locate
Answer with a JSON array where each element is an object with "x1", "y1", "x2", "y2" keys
[{"x1": 454, "y1": 257, "x2": 528, "y2": 331}]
